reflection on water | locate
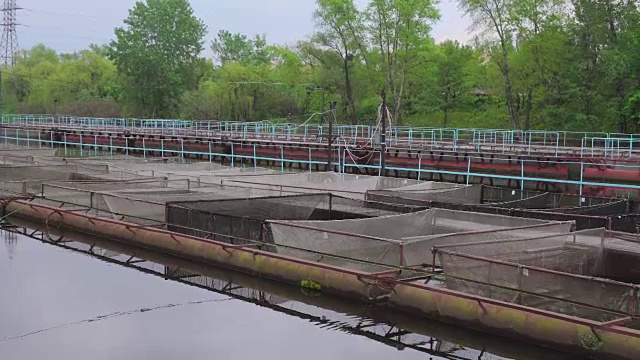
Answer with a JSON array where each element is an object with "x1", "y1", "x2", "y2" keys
[
  {"x1": 0, "y1": 223, "x2": 578, "y2": 360},
  {"x1": 3, "y1": 229, "x2": 17, "y2": 260}
]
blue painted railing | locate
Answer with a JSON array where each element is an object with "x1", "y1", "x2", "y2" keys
[{"x1": 2, "y1": 126, "x2": 640, "y2": 203}]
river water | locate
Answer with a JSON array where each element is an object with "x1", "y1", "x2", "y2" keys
[{"x1": 0, "y1": 228, "x2": 580, "y2": 360}]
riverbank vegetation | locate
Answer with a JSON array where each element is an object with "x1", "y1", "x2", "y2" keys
[{"x1": 2, "y1": 0, "x2": 640, "y2": 132}]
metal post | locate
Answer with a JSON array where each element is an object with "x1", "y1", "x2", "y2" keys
[
  {"x1": 466, "y1": 156, "x2": 471, "y2": 185},
  {"x1": 327, "y1": 101, "x2": 336, "y2": 171},
  {"x1": 253, "y1": 144, "x2": 257, "y2": 168},
  {"x1": 579, "y1": 161, "x2": 584, "y2": 206},
  {"x1": 521, "y1": 159, "x2": 525, "y2": 198},
  {"x1": 231, "y1": 143, "x2": 235, "y2": 168},
  {"x1": 380, "y1": 89, "x2": 387, "y2": 176}
]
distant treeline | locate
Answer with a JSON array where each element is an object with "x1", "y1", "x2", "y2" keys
[{"x1": 2, "y1": 0, "x2": 640, "y2": 132}]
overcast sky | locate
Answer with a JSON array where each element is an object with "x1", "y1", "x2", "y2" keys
[{"x1": 18, "y1": 0, "x2": 471, "y2": 56}]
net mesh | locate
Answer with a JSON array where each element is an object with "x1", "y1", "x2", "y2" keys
[
  {"x1": 488, "y1": 192, "x2": 553, "y2": 209},
  {"x1": 365, "y1": 191, "x2": 614, "y2": 230},
  {"x1": 101, "y1": 187, "x2": 263, "y2": 222},
  {"x1": 435, "y1": 230, "x2": 640, "y2": 316},
  {"x1": 547, "y1": 200, "x2": 629, "y2": 215},
  {"x1": 366, "y1": 185, "x2": 482, "y2": 205},
  {"x1": 40, "y1": 180, "x2": 304, "y2": 222},
  {"x1": 482, "y1": 187, "x2": 629, "y2": 216},
  {"x1": 166, "y1": 194, "x2": 417, "y2": 247},
  {"x1": 268, "y1": 223, "x2": 403, "y2": 272},
  {"x1": 402, "y1": 222, "x2": 574, "y2": 266},
  {"x1": 99, "y1": 161, "x2": 285, "y2": 184},
  {"x1": 370, "y1": 185, "x2": 628, "y2": 215},
  {"x1": 223, "y1": 172, "x2": 458, "y2": 200},
  {"x1": 267, "y1": 209, "x2": 565, "y2": 271},
  {"x1": 0, "y1": 146, "x2": 59, "y2": 160},
  {"x1": 42, "y1": 180, "x2": 178, "y2": 203},
  {"x1": 0, "y1": 164, "x2": 113, "y2": 193}
]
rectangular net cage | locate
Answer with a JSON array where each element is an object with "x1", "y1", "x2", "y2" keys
[
  {"x1": 0, "y1": 164, "x2": 120, "y2": 193},
  {"x1": 481, "y1": 186, "x2": 626, "y2": 208},
  {"x1": 369, "y1": 184, "x2": 629, "y2": 212},
  {"x1": 0, "y1": 153, "x2": 62, "y2": 166},
  {"x1": 366, "y1": 185, "x2": 483, "y2": 205},
  {"x1": 266, "y1": 208, "x2": 573, "y2": 272},
  {"x1": 433, "y1": 228, "x2": 640, "y2": 320},
  {"x1": 38, "y1": 178, "x2": 299, "y2": 222},
  {"x1": 222, "y1": 171, "x2": 461, "y2": 200},
  {"x1": 100, "y1": 182, "x2": 310, "y2": 222},
  {"x1": 366, "y1": 186, "x2": 626, "y2": 230},
  {"x1": 101, "y1": 161, "x2": 283, "y2": 184},
  {"x1": 486, "y1": 192, "x2": 629, "y2": 216},
  {"x1": 40, "y1": 178, "x2": 186, "y2": 208},
  {"x1": 31, "y1": 156, "x2": 271, "y2": 183},
  {"x1": 0, "y1": 145, "x2": 59, "y2": 162},
  {"x1": 165, "y1": 193, "x2": 421, "y2": 247}
]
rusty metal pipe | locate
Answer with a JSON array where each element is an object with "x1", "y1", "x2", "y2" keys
[
  {"x1": 3, "y1": 198, "x2": 640, "y2": 359},
  {"x1": 1, "y1": 199, "x2": 385, "y2": 300}
]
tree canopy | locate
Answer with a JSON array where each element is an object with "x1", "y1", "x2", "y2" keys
[
  {"x1": 3, "y1": 0, "x2": 640, "y2": 132},
  {"x1": 108, "y1": 0, "x2": 207, "y2": 118}
]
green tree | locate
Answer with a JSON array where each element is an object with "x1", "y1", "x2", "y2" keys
[
  {"x1": 109, "y1": 0, "x2": 207, "y2": 118},
  {"x1": 211, "y1": 30, "x2": 273, "y2": 65},
  {"x1": 459, "y1": 0, "x2": 521, "y2": 129},
  {"x1": 625, "y1": 90, "x2": 640, "y2": 128},
  {"x1": 435, "y1": 41, "x2": 476, "y2": 127},
  {"x1": 313, "y1": 0, "x2": 363, "y2": 123},
  {"x1": 364, "y1": 0, "x2": 440, "y2": 123}
]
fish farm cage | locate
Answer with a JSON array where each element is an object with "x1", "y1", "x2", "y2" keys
[
  {"x1": 265, "y1": 209, "x2": 573, "y2": 272},
  {"x1": 221, "y1": 171, "x2": 464, "y2": 200},
  {"x1": 2, "y1": 143, "x2": 640, "y2": 358},
  {"x1": 3, "y1": 122, "x2": 640, "y2": 357},
  {"x1": 366, "y1": 186, "x2": 640, "y2": 232},
  {"x1": 101, "y1": 161, "x2": 284, "y2": 184},
  {"x1": 7, "y1": 115, "x2": 640, "y2": 202},
  {"x1": 1, "y1": 146, "x2": 638, "y2": 232},
  {"x1": 165, "y1": 193, "x2": 421, "y2": 246},
  {"x1": 40, "y1": 178, "x2": 309, "y2": 223},
  {"x1": 432, "y1": 228, "x2": 640, "y2": 321}
]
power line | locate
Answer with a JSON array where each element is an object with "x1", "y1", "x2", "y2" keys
[
  {"x1": 24, "y1": 7, "x2": 117, "y2": 22},
  {"x1": 1, "y1": 0, "x2": 22, "y2": 66},
  {"x1": 21, "y1": 29, "x2": 112, "y2": 43},
  {"x1": 25, "y1": 23, "x2": 112, "y2": 36}
]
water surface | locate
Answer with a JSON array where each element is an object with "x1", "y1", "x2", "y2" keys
[{"x1": 0, "y1": 228, "x2": 575, "y2": 360}]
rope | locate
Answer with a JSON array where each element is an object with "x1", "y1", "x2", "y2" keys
[{"x1": 340, "y1": 103, "x2": 391, "y2": 169}]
